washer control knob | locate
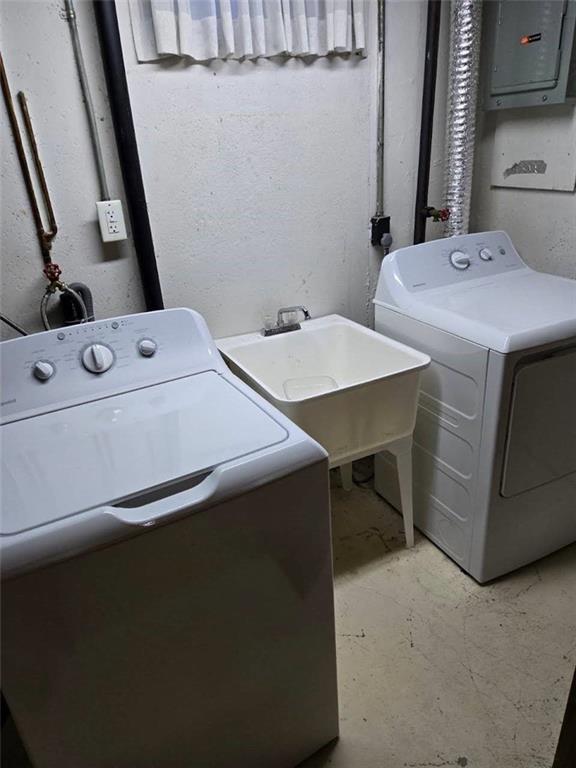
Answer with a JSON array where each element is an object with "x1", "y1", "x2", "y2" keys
[
  {"x1": 33, "y1": 360, "x2": 55, "y2": 382},
  {"x1": 82, "y1": 343, "x2": 114, "y2": 374},
  {"x1": 479, "y1": 247, "x2": 493, "y2": 261},
  {"x1": 450, "y1": 250, "x2": 471, "y2": 270},
  {"x1": 138, "y1": 338, "x2": 157, "y2": 357}
]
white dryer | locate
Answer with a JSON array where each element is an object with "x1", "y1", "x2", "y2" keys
[
  {"x1": 1, "y1": 308, "x2": 338, "y2": 768},
  {"x1": 374, "y1": 231, "x2": 576, "y2": 583}
]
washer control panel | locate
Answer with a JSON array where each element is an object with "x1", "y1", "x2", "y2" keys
[
  {"x1": 0, "y1": 309, "x2": 223, "y2": 423},
  {"x1": 82, "y1": 343, "x2": 115, "y2": 374},
  {"x1": 138, "y1": 338, "x2": 157, "y2": 357},
  {"x1": 32, "y1": 360, "x2": 56, "y2": 382},
  {"x1": 387, "y1": 231, "x2": 525, "y2": 293}
]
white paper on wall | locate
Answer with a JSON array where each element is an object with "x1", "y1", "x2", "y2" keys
[{"x1": 490, "y1": 105, "x2": 576, "y2": 192}]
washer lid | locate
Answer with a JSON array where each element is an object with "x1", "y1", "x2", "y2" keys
[{"x1": 1, "y1": 372, "x2": 288, "y2": 535}]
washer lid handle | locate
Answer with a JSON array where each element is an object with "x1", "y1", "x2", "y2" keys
[{"x1": 105, "y1": 467, "x2": 228, "y2": 527}]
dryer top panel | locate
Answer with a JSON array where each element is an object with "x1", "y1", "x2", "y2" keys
[{"x1": 374, "y1": 231, "x2": 576, "y2": 352}]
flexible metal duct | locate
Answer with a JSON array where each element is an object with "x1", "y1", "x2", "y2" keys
[{"x1": 444, "y1": 0, "x2": 482, "y2": 236}]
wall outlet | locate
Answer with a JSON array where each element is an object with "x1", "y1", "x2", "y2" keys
[{"x1": 97, "y1": 200, "x2": 127, "y2": 242}]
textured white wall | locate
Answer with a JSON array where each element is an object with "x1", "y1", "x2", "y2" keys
[
  {"x1": 471, "y1": 110, "x2": 576, "y2": 280},
  {"x1": 114, "y1": 0, "x2": 451, "y2": 338},
  {"x1": 115, "y1": 0, "x2": 381, "y2": 338},
  {"x1": 382, "y1": 0, "x2": 449, "y2": 251},
  {"x1": 0, "y1": 0, "x2": 144, "y2": 340},
  {"x1": 1, "y1": 0, "x2": 449, "y2": 341}
]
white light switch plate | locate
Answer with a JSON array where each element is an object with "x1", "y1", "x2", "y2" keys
[{"x1": 97, "y1": 200, "x2": 128, "y2": 242}]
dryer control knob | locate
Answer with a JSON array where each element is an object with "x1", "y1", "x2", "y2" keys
[
  {"x1": 82, "y1": 343, "x2": 114, "y2": 374},
  {"x1": 479, "y1": 247, "x2": 493, "y2": 261},
  {"x1": 450, "y1": 250, "x2": 471, "y2": 270},
  {"x1": 33, "y1": 360, "x2": 55, "y2": 381},
  {"x1": 138, "y1": 339, "x2": 157, "y2": 357}
]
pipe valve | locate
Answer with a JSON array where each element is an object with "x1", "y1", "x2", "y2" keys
[{"x1": 424, "y1": 206, "x2": 451, "y2": 223}]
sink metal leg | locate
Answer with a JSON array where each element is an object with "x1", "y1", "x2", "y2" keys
[
  {"x1": 339, "y1": 463, "x2": 353, "y2": 491},
  {"x1": 386, "y1": 437, "x2": 415, "y2": 548}
]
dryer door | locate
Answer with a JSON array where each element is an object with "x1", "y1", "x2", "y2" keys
[{"x1": 501, "y1": 348, "x2": 576, "y2": 497}]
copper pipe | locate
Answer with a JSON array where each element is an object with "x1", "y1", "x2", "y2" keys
[
  {"x1": 17, "y1": 92, "x2": 58, "y2": 242},
  {"x1": 0, "y1": 53, "x2": 57, "y2": 264}
]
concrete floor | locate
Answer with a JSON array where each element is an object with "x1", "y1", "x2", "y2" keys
[{"x1": 301, "y1": 483, "x2": 576, "y2": 768}]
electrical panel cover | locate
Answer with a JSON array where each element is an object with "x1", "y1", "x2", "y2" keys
[{"x1": 484, "y1": 0, "x2": 576, "y2": 110}]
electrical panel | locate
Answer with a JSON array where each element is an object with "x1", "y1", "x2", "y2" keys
[{"x1": 483, "y1": 0, "x2": 576, "y2": 110}]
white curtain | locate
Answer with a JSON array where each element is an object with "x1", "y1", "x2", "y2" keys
[{"x1": 128, "y1": 0, "x2": 367, "y2": 62}]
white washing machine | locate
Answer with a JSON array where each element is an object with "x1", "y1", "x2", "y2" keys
[
  {"x1": 0, "y1": 308, "x2": 338, "y2": 768},
  {"x1": 373, "y1": 231, "x2": 576, "y2": 583}
]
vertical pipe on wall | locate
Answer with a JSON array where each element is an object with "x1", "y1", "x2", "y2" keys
[
  {"x1": 64, "y1": 0, "x2": 110, "y2": 202},
  {"x1": 93, "y1": 0, "x2": 164, "y2": 311},
  {"x1": 375, "y1": 0, "x2": 386, "y2": 218},
  {"x1": 413, "y1": 0, "x2": 442, "y2": 244},
  {"x1": 444, "y1": 0, "x2": 483, "y2": 237}
]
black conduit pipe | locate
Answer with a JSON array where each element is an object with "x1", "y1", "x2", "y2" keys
[
  {"x1": 93, "y1": 0, "x2": 164, "y2": 311},
  {"x1": 413, "y1": 0, "x2": 442, "y2": 245}
]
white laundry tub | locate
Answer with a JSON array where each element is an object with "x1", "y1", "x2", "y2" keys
[{"x1": 217, "y1": 315, "x2": 430, "y2": 468}]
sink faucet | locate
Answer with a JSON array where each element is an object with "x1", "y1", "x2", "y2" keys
[{"x1": 262, "y1": 306, "x2": 311, "y2": 336}]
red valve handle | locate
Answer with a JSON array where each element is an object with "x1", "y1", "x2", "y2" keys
[{"x1": 43, "y1": 263, "x2": 62, "y2": 283}]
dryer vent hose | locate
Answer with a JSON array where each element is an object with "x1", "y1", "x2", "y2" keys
[{"x1": 444, "y1": 0, "x2": 482, "y2": 237}]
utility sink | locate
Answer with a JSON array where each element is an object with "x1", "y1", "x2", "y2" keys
[{"x1": 217, "y1": 315, "x2": 430, "y2": 469}]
